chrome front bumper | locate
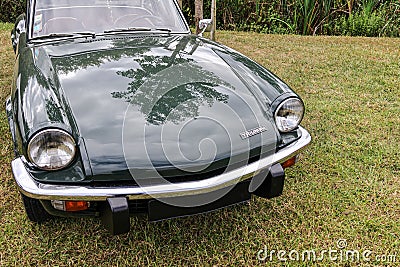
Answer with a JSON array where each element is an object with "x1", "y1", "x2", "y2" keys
[{"x1": 11, "y1": 127, "x2": 311, "y2": 201}]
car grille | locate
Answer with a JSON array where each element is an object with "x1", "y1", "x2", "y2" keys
[{"x1": 128, "y1": 199, "x2": 149, "y2": 214}]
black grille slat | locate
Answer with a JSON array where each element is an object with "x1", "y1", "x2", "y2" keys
[{"x1": 128, "y1": 200, "x2": 148, "y2": 214}]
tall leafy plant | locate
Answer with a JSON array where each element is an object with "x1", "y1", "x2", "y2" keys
[
  {"x1": 298, "y1": 0, "x2": 318, "y2": 35},
  {"x1": 347, "y1": 0, "x2": 355, "y2": 14},
  {"x1": 315, "y1": 0, "x2": 334, "y2": 34}
]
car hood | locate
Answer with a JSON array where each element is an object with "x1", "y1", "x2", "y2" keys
[{"x1": 36, "y1": 34, "x2": 293, "y2": 182}]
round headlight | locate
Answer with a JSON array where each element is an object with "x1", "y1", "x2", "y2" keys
[
  {"x1": 27, "y1": 129, "x2": 76, "y2": 171},
  {"x1": 274, "y1": 98, "x2": 304, "y2": 133}
]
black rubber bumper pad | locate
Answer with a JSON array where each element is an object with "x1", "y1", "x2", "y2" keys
[
  {"x1": 101, "y1": 197, "x2": 130, "y2": 235},
  {"x1": 251, "y1": 163, "x2": 285, "y2": 199}
]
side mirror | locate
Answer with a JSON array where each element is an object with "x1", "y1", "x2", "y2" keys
[
  {"x1": 11, "y1": 14, "x2": 26, "y2": 53},
  {"x1": 198, "y1": 19, "x2": 212, "y2": 37}
]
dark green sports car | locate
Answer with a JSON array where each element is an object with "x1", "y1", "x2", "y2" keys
[{"x1": 7, "y1": 0, "x2": 311, "y2": 234}]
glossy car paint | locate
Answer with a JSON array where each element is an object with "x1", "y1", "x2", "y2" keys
[{"x1": 10, "y1": 13, "x2": 302, "y2": 185}]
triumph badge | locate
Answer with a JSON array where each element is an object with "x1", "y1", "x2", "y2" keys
[{"x1": 240, "y1": 126, "x2": 267, "y2": 139}]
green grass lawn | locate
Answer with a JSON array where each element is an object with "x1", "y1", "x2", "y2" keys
[{"x1": 0, "y1": 23, "x2": 399, "y2": 266}]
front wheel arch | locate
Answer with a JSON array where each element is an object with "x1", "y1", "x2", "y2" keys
[{"x1": 21, "y1": 194, "x2": 52, "y2": 223}]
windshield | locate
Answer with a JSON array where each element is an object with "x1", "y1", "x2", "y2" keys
[{"x1": 31, "y1": 0, "x2": 188, "y2": 37}]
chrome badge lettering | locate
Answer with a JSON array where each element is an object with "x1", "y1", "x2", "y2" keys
[{"x1": 240, "y1": 126, "x2": 267, "y2": 139}]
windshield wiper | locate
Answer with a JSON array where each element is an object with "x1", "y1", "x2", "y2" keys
[
  {"x1": 72, "y1": 31, "x2": 97, "y2": 38},
  {"x1": 154, "y1": 28, "x2": 172, "y2": 33},
  {"x1": 104, "y1": 27, "x2": 152, "y2": 33},
  {"x1": 31, "y1": 33, "x2": 75, "y2": 40},
  {"x1": 104, "y1": 27, "x2": 172, "y2": 34},
  {"x1": 31, "y1": 32, "x2": 96, "y2": 41}
]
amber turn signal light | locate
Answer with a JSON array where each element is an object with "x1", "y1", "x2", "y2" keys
[
  {"x1": 282, "y1": 155, "x2": 298, "y2": 169},
  {"x1": 65, "y1": 201, "x2": 89, "y2": 211}
]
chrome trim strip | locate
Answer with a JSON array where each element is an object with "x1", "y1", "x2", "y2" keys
[
  {"x1": 5, "y1": 96, "x2": 18, "y2": 155},
  {"x1": 11, "y1": 127, "x2": 311, "y2": 201}
]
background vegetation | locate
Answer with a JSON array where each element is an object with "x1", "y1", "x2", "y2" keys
[
  {"x1": 183, "y1": 0, "x2": 400, "y2": 36},
  {"x1": 0, "y1": 0, "x2": 25, "y2": 23},
  {"x1": 1, "y1": 0, "x2": 399, "y2": 37},
  {"x1": 1, "y1": 23, "x2": 399, "y2": 265}
]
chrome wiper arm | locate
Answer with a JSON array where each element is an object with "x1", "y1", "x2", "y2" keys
[
  {"x1": 31, "y1": 33, "x2": 75, "y2": 41},
  {"x1": 154, "y1": 28, "x2": 172, "y2": 32},
  {"x1": 72, "y1": 31, "x2": 96, "y2": 38},
  {"x1": 31, "y1": 32, "x2": 96, "y2": 42},
  {"x1": 104, "y1": 27, "x2": 152, "y2": 33},
  {"x1": 103, "y1": 27, "x2": 172, "y2": 34}
]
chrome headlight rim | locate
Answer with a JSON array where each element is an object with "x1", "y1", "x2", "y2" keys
[
  {"x1": 274, "y1": 97, "x2": 305, "y2": 133},
  {"x1": 27, "y1": 128, "x2": 77, "y2": 171}
]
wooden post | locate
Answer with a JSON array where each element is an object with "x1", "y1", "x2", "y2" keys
[
  {"x1": 210, "y1": 0, "x2": 216, "y2": 41},
  {"x1": 178, "y1": 0, "x2": 183, "y2": 9},
  {"x1": 195, "y1": 0, "x2": 203, "y2": 35}
]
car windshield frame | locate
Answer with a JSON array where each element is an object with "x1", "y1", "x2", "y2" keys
[{"x1": 27, "y1": 0, "x2": 190, "y2": 41}]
